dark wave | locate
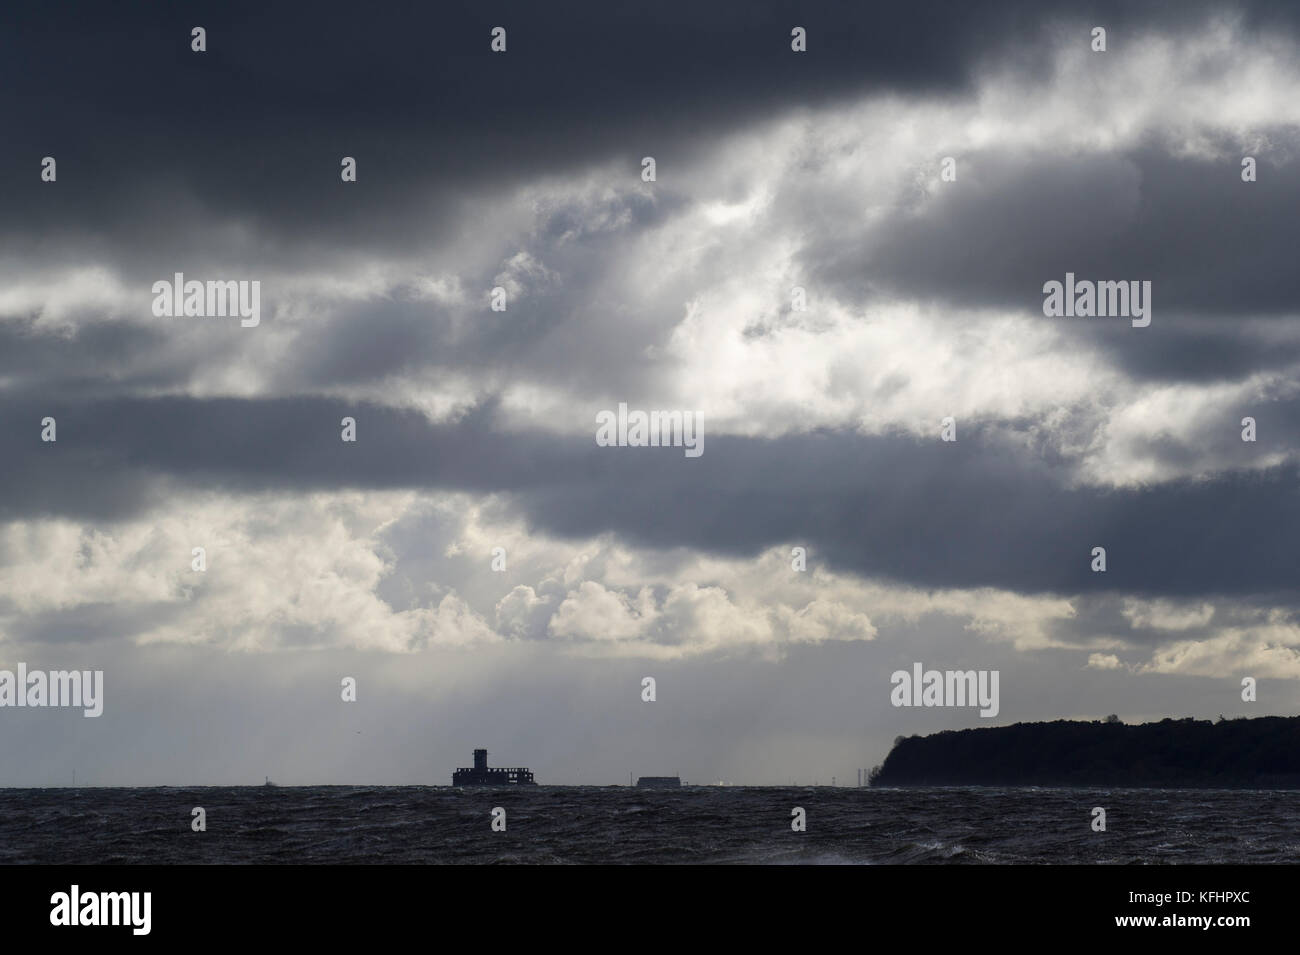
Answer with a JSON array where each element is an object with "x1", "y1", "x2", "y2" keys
[{"x1": 1, "y1": 785, "x2": 1298, "y2": 864}]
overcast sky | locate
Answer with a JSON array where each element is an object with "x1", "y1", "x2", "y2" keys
[{"x1": 2, "y1": 1, "x2": 1299, "y2": 786}]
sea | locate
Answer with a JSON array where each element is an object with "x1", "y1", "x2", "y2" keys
[{"x1": 2, "y1": 786, "x2": 1297, "y2": 864}]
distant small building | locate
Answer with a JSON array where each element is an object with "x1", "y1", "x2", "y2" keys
[
  {"x1": 452, "y1": 748, "x2": 536, "y2": 786},
  {"x1": 636, "y1": 776, "x2": 682, "y2": 788}
]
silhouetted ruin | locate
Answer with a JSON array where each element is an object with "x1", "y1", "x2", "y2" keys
[{"x1": 452, "y1": 748, "x2": 536, "y2": 786}]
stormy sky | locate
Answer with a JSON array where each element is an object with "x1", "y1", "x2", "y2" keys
[{"x1": 2, "y1": 0, "x2": 1299, "y2": 786}]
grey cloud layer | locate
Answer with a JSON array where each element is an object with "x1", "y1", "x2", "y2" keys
[
  {"x1": 3, "y1": 1, "x2": 1297, "y2": 266},
  {"x1": 4, "y1": 394, "x2": 1296, "y2": 600},
  {"x1": 2, "y1": 4, "x2": 1296, "y2": 610},
  {"x1": 814, "y1": 144, "x2": 1300, "y2": 322}
]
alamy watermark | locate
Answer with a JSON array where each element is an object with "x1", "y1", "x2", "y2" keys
[
  {"x1": 890, "y1": 662, "x2": 999, "y2": 718},
  {"x1": 50, "y1": 886, "x2": 150, "y2": 935},
  {"x1": 1042, "y1": 273, "x2": 1151, "y2": 328},
  {"x1": 152, "y1": 273, "x2": 261, "y2": 327},
  {"x1": 595, "y1": 403, "x2": 703, "y2": 457},
  {"x1": 0, "y1": 664, "x2": 103, "y2": 717}
]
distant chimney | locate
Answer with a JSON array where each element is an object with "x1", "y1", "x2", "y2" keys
[{"x1": 473, "y1": 749, "x2": 488, "y2": 771}]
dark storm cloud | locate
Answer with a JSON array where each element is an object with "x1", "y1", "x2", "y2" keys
[
  {"x1": 1096, "y1": 317, "x2": 1300, "y2": 383},
  {"x1": 0, "y1": 601, "x2": 180, "y2": 647},
  {"x1": 281, "y1": 188, "x2": 693, "y2": 393},
  {"x1": 4, "y1": 392, "x2": 1298, "y2": 601},
  {"x1": 1040, "y1": 591, "x2": 1300, "y2": 650},
  {"x1": 1, "y1": 1, "x2": 1297, "y2": 621},
  {"x1": 0, "y1": 318, "x2": 243, "y2": 397},
  {"x1": 810, "y1": 141, "x2": 1300, "y2": 325},
  {"x1": 2, "y1": 0, "x2": 1297, "y2": 270}
]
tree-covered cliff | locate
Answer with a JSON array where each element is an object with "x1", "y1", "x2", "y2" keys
[{"x1": 869, "y1": 715, "x2": 1300, "y2": 788}]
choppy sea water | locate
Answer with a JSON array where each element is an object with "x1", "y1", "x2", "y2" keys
[{"x1": 2, "y1": 786, "x2": 1297, "y2": 864}]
